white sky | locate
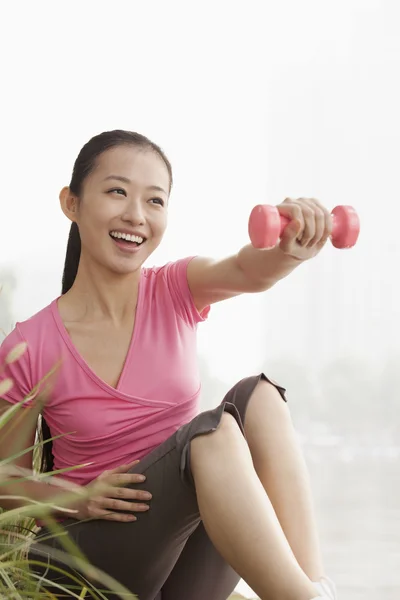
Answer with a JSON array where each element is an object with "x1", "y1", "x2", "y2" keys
[{"x1": 0, "y1": 0, "x2": 399, "y2": 387}]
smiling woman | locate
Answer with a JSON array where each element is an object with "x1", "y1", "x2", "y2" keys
[
  {"x1": 58, "y1": 139, "x2": 171, "y2": 284},
  {"x1": 0, "y1": 129, "x2": 336, "y2": 600},
  {"x1": 58, "y1": 131, "x2": 172, "y2": 296}
]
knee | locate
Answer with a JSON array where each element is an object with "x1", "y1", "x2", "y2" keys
[
  {"x1": 246, "y1": 380, "x2": 291, "y2": 426},
  {"x1": 191, "y1": 411, "x2": 242, "y2": 454},
  {"x1": 254, "y1": 379, "x2": 285, "y2": 403},
  {"x1": 189, "y1": 411, "x2": 250, "y2": 479},
  {"x1": 216, "y1": 410, "x2": 242, "y2": 437}
]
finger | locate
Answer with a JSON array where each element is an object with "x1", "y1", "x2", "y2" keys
[
  {"x1": 95, "y1": 509, "x2": 137, "y2": 522},
  {"x1": 307, "y1": 198, "x2": 333, "y2": 240},
  {"x1": 317, "y1": 222, "x2": 332, "y2": 249},
  {"x1": 110, "y1": 473, "x2": 147, "y2": 487},
  {"x1": 322, "y1": 206, "x2": 333, "y2": 240},
  {"x1": 278, "y1": 200, "x2": 305, "y2": 238},
  {"x1": 302, "y1": 199, "x2": 325, "y2": 246},
  {"x1": 279, "y1": 218, "x2": 302, "y2": 251},
  {"x1": 293, "y1": 199, "x2": 315, "y2": 246},
  {"x1": 308, "y1": 207, "x2": 325, "y2": 246},
  {"x1": 279, "y1": 221, "x2": 305, "y2": 258},
  {"x1": 112, "y1": 487, "x2": 152, "y2": 501},
  {"x1": 101, "y1": 497, "x2": 150, "y2": 513}
]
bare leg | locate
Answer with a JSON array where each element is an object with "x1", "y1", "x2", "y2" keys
[
  {"x1": 244, "y1": 380, "x2": 325, "y2": 581},
  {"x1": 190, "y1": 412, "x2": 319, "y2": 600}
]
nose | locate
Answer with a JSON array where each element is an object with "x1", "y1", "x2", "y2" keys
[{"x1": 122, "y1": 197, "x2": 146, "y2": 225}]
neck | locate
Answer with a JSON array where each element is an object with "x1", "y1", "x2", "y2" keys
[{"x1": 64, "y1": 257, "x2": 141, "y2": 324}]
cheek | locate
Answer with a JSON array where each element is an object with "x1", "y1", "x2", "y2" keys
[
  {"x1": 156, "y1": 220, "x2": 168, "y2": 239},
  {"x1": 79, "y1": 200, "x2": 114, "y2": 230},
  {"x1": 77, "y1": 212, "x2": 108, "y2": 250},
  {"x1": 148, "y1": 210, "x2": 167, "y2": 237},
  {"x1": 157, "y1": 210, "x2": 169, "y2": 232}
]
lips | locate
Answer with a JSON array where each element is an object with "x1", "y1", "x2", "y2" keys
[
  {"x1": 110, "y1": 235, "x2": 146, "y2": 253},
  {"x1": 109, "y1": 231, "x2": 146, "y2": 244}
]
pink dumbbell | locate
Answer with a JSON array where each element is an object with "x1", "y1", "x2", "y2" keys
[{"x1": 248, "y1": 204, "x2": 360, "y2": 249}]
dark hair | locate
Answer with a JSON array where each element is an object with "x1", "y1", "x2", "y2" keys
[{"x1": 39, "y1": 130, "x2": 173, "y2": 473}]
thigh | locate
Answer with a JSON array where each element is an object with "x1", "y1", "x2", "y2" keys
[
  {"x1": 161, "y1": 521, "x2": 240, "y2": 600},
  {"x1": 30, "y1": 437, "x2": 198, "y2": 599},
  {"x1": 160, "y1": 373, "x2": 287, "y2": 600},
  {"x1": 29, "y1": 403, "x2": 240, "y2": 600}
]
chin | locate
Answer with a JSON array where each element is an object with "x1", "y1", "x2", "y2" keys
[
  {"x1": 95, "y1": 238, "x2": 161, "y2": 274},
  {"x1": 108, "y1": 260, "x2": 145, "y2": 277},
  {"x1": 109, "y1": 250, "x2": 156, "y2": 276}
]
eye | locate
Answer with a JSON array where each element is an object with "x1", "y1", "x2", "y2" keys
[
  {"x1": 108, "y1": 187, "x2": 127, "y2": 196},
  {"x1": 150, "y1": 197, "x2": 165, "y2": 206}
]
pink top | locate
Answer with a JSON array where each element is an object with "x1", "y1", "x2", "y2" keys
[{"x1": 0, "y1": 257, "x2": 210, "y2": 487}]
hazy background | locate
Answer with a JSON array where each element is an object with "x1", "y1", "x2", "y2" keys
[{"x1": 1, "y1": 1, "x2": 399, "y2": 598}]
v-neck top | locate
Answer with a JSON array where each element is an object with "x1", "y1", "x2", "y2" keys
[{"x1": 0, "y1": 257, "x2": 209, "y2": 486}]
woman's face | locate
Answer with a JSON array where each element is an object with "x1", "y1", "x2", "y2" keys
[{"x1": 61, "y1": 145, "x2": 170, "y2": 276}]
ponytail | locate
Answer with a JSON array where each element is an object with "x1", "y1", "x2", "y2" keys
[
  {"x1": 62, "y1": 222, "x2": 81, "y2": 294},
  {"x1": 38, "y1": 417, "x2": 54, "y2": 472}
]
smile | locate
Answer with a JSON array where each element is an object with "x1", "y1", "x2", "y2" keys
[
  {"x1": 110, "y1": 231, "x2": 145, "y2": 245},
  {"x1": 109, "y1": 231, "x2": 146, "y2": 252}
]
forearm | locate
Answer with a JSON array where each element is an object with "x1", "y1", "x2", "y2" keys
[
  {"x1": 236, "y1": 244, "x2": 304, "y2": 290},
  {"x1": 0, "y1": 477, "x2": 84, "y2": 518}
]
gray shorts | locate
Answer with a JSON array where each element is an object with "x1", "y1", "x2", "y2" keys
[{"x1": 29, "y1": 373, "x2": 286, "y2": 600}]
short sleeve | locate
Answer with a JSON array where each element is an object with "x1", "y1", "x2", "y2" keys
[
  {"x1": 0, "y1": 326, "x2": 34, "y2": 406},
  {"x1": 162, "y1": 257, "x2": 210, "y2": 328}
]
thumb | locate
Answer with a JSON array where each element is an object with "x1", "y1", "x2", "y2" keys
[{"x1": 280, "y1": 218, "x2": 302, "y2": 244}]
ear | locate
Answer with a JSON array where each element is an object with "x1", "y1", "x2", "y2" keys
[{"x1": 59, "y1": 187, "x2": 79, "y2": 223}]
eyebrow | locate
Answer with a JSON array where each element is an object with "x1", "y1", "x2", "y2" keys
[{"x1": 103, "y1": 175, "x2": 167, "y2": 195}]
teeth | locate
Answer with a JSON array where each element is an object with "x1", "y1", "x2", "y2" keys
[{"x1": 110, "y1": 231, "x2": 144, "y2": 244}]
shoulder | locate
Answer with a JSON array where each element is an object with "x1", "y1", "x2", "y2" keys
[
  {"x1": 0, "y1": 300, "x2": 59, "y2": 401},
  {"x1": 141, "y1": 257, "x2": 210, "y2": 326},
  {"x1": 1, "y1": 302, "x2": 52, "y2": 347},
  {"x1": 141, "y1": 256, "x2": 197, "y2": 293},
  {"x1": 0, "y1": 304, "x2": 54, "y2": 376},
  {"x1": 4, "y1": 302, "x2": 56, "y2": 346},
  {"x1": 142, "y1": 256, "x2": 196, "y2": 279}
]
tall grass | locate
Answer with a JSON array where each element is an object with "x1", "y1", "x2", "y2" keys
[{"x1": 0, "y1": 344, "x2": 138, "y2": 599}]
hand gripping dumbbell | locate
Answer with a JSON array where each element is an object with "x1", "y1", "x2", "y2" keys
[{"x1": 248, "y1": 204, "x2": 360, "y2": 249}]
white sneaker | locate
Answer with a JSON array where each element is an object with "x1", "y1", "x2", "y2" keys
[{"x1": 312, "y1": 576, "x2": 337, "y2": 599}]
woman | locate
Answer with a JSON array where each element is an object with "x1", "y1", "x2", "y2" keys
[{"x1": 0, "y1": 130, "x2": 337, "y2": 600}]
